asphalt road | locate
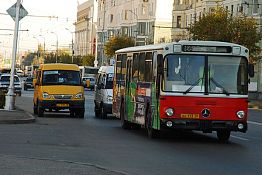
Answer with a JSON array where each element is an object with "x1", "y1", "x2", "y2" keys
[{"x1": 0, "y1": 89, "x2": 261, "y2": 175}]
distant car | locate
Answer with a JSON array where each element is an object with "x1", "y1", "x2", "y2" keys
[
  {"x1": 24, "y1": 77, "x2": 34, "y2": 91},
  {"x1": 82, "y1": 77, "x2": 95, "y2": 90},
  {"x1": 0, "y1": 74, "x2": 22, "y2": 96}
]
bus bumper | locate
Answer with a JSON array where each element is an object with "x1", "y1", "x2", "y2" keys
[{"x1": 160, "y1": 119, "x2": 247, "y2": 133}]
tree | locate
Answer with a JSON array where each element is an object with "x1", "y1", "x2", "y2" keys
[
  {"x1": 104, "y1": 35, "x2": 135, "y2": 57},
  {"x1": 189, "y1": 7, "x2": 262, "y2": 62},
  {"x1": 82, "y1": 54, "x2": 95, "y2": 66}
]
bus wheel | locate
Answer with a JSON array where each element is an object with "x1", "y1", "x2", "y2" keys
[
  {"x1": 146, "y1": 107, "x2": 159, "y2": 138},
  {"x1": 33, "y1": 103, "x2": 38, "y2": 115},
  {"x1": 100, "y1": 103, "x2": 107, "y2": 119},
  {"x1": 37, "y1": 102, "x2": 44, "y2": 117},
  {"x1": 217, "y1": 130, "x2": 231, "y2": 142},
  {"x1": 120, "y1": 103, "x2": 131, "y2": 129},
  {"x1": 70, "y1": 110, "x2": 75, "y2": 117}
]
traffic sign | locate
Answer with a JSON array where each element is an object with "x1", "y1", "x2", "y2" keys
[{"x1": 7, "y1": 2, "x2": 28, "y2": 21}]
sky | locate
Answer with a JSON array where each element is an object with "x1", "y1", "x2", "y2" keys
[{"x1": 0, "y1": 0, "x2": 86, "y2": 59}]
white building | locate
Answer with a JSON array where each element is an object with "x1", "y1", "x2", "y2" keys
[
  {"x1": 75, "y1": 0, "x2": 98, "y2": 57},
  {"x1": 96, "y1": 0, "x2": 174, "y2": 66}
]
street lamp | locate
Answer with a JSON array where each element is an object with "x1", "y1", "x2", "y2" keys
[
  {"x1": 33, "y1": 36, "x2": 40, "y2": 59},
  {"x1": 51, "y1": 32, "x2": 58, "y2": 63},
  {"x1": 39, "y1": 35, "x2": 45, "y2": 61},
  {"x1": 128, "y1": 10, "x2": 138, "y2": 46},
  {"x1": 65, "y1": 28, "x2": 74, "y2": 63}
]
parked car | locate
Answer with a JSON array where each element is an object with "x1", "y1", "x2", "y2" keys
[
  {"x1": 82, "y1": 77, "x2": 95, "y2": 90},
  {"x1": 94, "y1": 66, "x2": 114, "y2": 118},
  {"x1": 24, "y1": 77, "x2": 34, "y2": 91},
  {"x1": 0, "y1": 74, "x2": 22, "y2": 96}
]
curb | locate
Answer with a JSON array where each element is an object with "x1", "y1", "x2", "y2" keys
[{"x1": 0, "y1": 109, "x2": 36, "y2": 124}]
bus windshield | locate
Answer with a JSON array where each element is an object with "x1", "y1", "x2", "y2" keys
[
  {"x1": 163, "y1": 54, "x2": 248, "y2": 95},
  {"x1": 42, "y1": 70, "x2": 81, "y2": 86}
]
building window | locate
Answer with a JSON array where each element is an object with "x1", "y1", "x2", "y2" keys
[
  {"x1": 253, "y1": 0, "x2": 259, "y2": 14},
  {"x1": 177, "y1": 16, "x2": 181, "y2": 28},
  {"x1": 110, "y1": 14, "x2": 113, "y2": 23}
]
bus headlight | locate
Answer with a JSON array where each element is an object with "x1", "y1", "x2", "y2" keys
[
  {"x1": 236, "y1": 111, "x2": 245, "y2": 119},
  {"x1": 42, "y1": 92, "x2": 51, "y2": 99},
  {"x1": 165, "y1": 108, "x2": 174, "y2": 117},
  {"x1": 75, "y1": 93, "x2": 83, "y2": 99},
  {"x1": 107, "y1": 95, "x2": 113, "y2": 102}
]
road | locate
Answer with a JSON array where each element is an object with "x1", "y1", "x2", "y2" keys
[{"x1": 0, "y1": 89, "x2": 261, "y2": 175}]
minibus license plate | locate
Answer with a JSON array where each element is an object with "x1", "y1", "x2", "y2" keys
[
  {"x1": 56, "y1": 103, "x2": 69, "y2": 107},
  {"x1": 181, "y1": 114, "x2": 199, "y2": 119}
]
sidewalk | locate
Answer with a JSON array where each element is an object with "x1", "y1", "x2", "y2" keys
[{"x1": 0, "y1": 107, "x2": 35, "y2": 124}]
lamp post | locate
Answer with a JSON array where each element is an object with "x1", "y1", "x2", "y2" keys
[
  {"x1": 33, "y1": 36, "x2": 40, "y2": 60},
  {"x1": 51, "y1": 32, "x2": 58, "y2": 63},
  {"x1": 39, "y1": 35, "x2": 45, "y2": 62},
  {"x1": 65, "y1": 28, "x2": 74, "y2": 63},
  {"x1": 128, "y1": 10, "x2": 138, "y2": 46}
]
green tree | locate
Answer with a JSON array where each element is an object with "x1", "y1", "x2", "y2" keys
[
  {"x1": 189, "y1": 7, "x2": 262, "y2": 62},
  {"x1": 82, "y1": 54, "x2": 95, "y2": 66},
  {"x1": 104, "y1": 35, "x2": 135, "y2": 57}
]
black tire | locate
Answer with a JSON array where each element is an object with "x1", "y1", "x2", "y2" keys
[
  {"x1": 76, "y1": 109, "x2": 85, "y2": 118},
  {"x1": 100, "y1": 103, "x2": 107, "y2": 119},
  {"x1": 145, "y1": 106, "x2": 159, "y2": 139},
  {"x1": 120, "y1": 102, "x2": 131, "y2": 129},
  {"x1": 217, "y1": 130, "x2": 231, "y2": 142},
  {"x1": 37, "y1": 101, "x2": 44, "y2": 117},
  {"x1": 70, "y1": 109, "x2": 75, "y2": 117},
  {"x1": 33, "y1": 102, "x2": 38, "y2": 115}
]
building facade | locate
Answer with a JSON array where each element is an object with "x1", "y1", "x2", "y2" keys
[
  {"x1": 96, "y1": 0, "x2": 173, "y2": 66},
  {"x1": 75, "y1": 0, "x2": 98, "y2": 58}
]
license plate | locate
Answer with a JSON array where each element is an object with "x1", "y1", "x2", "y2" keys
[
  {"x1": 181, "y1": 114, "x2": 199, "y2": 119},
  {"x1": 56, "y1": 103, "x2": 69, "y2": 107}
]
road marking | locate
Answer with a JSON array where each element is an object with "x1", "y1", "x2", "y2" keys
[
  {"x1": 231, "y1": 135, "x2": 249, "y2": 141},
  {"x1": 248, "y1": 121, "x2": 262, "y2": 126}
]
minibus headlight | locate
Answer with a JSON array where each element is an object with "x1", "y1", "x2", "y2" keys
[
  {"x1": 236, "y1": 111, "x2": 245, "y2": 119},
  {"x1": 42, "y1": 92, "x2": 50, "y2": 99},
  {"x1": 75, "y1": 93, "x2": 83, "y2": 99},
  {"x1": 107, "y1": 95, "x2": 113, "y2": 102},
  {"x1": 165, "y1": 108, "x2": 174, "y2": 117}
]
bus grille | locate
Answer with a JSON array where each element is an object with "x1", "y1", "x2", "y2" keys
[{"x1": 53, "y1": 95, "x2": 72, "y2": 99}]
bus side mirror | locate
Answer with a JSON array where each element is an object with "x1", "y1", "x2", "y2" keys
[
  {"x1": 248, "y1": 64, "x2": 254, "y2": 78},
  {"x1": 157, "y1": 54, "x2": 163, "y2": 75}
]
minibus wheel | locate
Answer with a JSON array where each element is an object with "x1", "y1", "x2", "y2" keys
[
  {"x1": 33, "y1": 103, "x2": 38, "y2": 115},
  {"x1": 217, "y1": 130, "x2": 231, "y2": 142},
  {"x1": 37, "y1": 102, "x2": 44, "y2": 117}
]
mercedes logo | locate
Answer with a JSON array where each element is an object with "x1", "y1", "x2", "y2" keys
[{"x1": 201, "y1": 108, "x2": 211, "y2": 118}]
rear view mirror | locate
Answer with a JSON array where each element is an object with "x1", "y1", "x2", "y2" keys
[
  {"x1": 248, "y1": 64, "x2": 254, "y2": 78},
  {"x1": 157, "y1": 54, "x2": 163, "y2": 75}
]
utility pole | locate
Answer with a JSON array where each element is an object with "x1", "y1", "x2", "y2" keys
[{"x1": 5, "y1": 0, "x2": 21, "y2": 110}]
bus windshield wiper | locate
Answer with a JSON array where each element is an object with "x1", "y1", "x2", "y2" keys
[
  {"x1": 210, "y1": 78, "x2": 230, "y2": 96},
  {"x1": 183, "y1": 78, "x2": 203, "y2": 94}
]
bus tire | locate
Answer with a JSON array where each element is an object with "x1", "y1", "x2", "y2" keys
[
  {"x1": 33, "y1": 102, "x2": 38, "y2": 115},
  {"x1": 145, "y1": 106, "x2": 159, "y2": 139},
  {"x1": 70, "y1": 109, "x2": 75, "y2": 117},
  {"x1": 38, "y1": 102, "x2": 44, "y2": 117},
  {"x1": 100, "y1": 103, "x2": 107, "y2": 119},
  {"x1": 217, "y1": 130, "x2": 230, "y2": 142},
  {"x1": 120, "y1": 102, "x2": 131, "y2": 129}
]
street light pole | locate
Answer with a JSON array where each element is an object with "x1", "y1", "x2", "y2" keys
[
  {"x1": 33, "y1": 36, "x2": 39, "y2": 61},
  {"x1": 128, "y1": 10, "x2": 138, "y2": 46},
  {"x1": 65, "y1": 28, "x2": 74, "y2": 63},
  {"x1": 51, "y1": 32, "x2": 58, "y2": 63},
  {"x1": 5, "y1": 0, "x2": 21, "y2": 110},
  {"x1": 39, "y1": 35, "x2": 45, "y2": 62}
]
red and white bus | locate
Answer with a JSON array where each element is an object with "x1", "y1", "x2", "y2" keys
[{"x1": 113, "y1": 40, "x2": 254, "y2": 142}]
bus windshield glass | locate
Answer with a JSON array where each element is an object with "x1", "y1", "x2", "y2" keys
[
  {"x1": 42, "y1": 70, "x2": 81, "y2": 86},
  {"x1": 163, "y1": 55, "x2": 248, "y2": 95}
]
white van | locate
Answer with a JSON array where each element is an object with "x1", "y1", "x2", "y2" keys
[{"x1": 94, "y1": 66, "x2": 114, "y2": 118}]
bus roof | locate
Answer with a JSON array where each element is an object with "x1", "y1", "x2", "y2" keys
[
  {"x1": 115, "y1": 40, "x2": 248, "y2": 54},
  {"x1": 39, "y1": 64, "x2": 80, "y2": 71}
]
